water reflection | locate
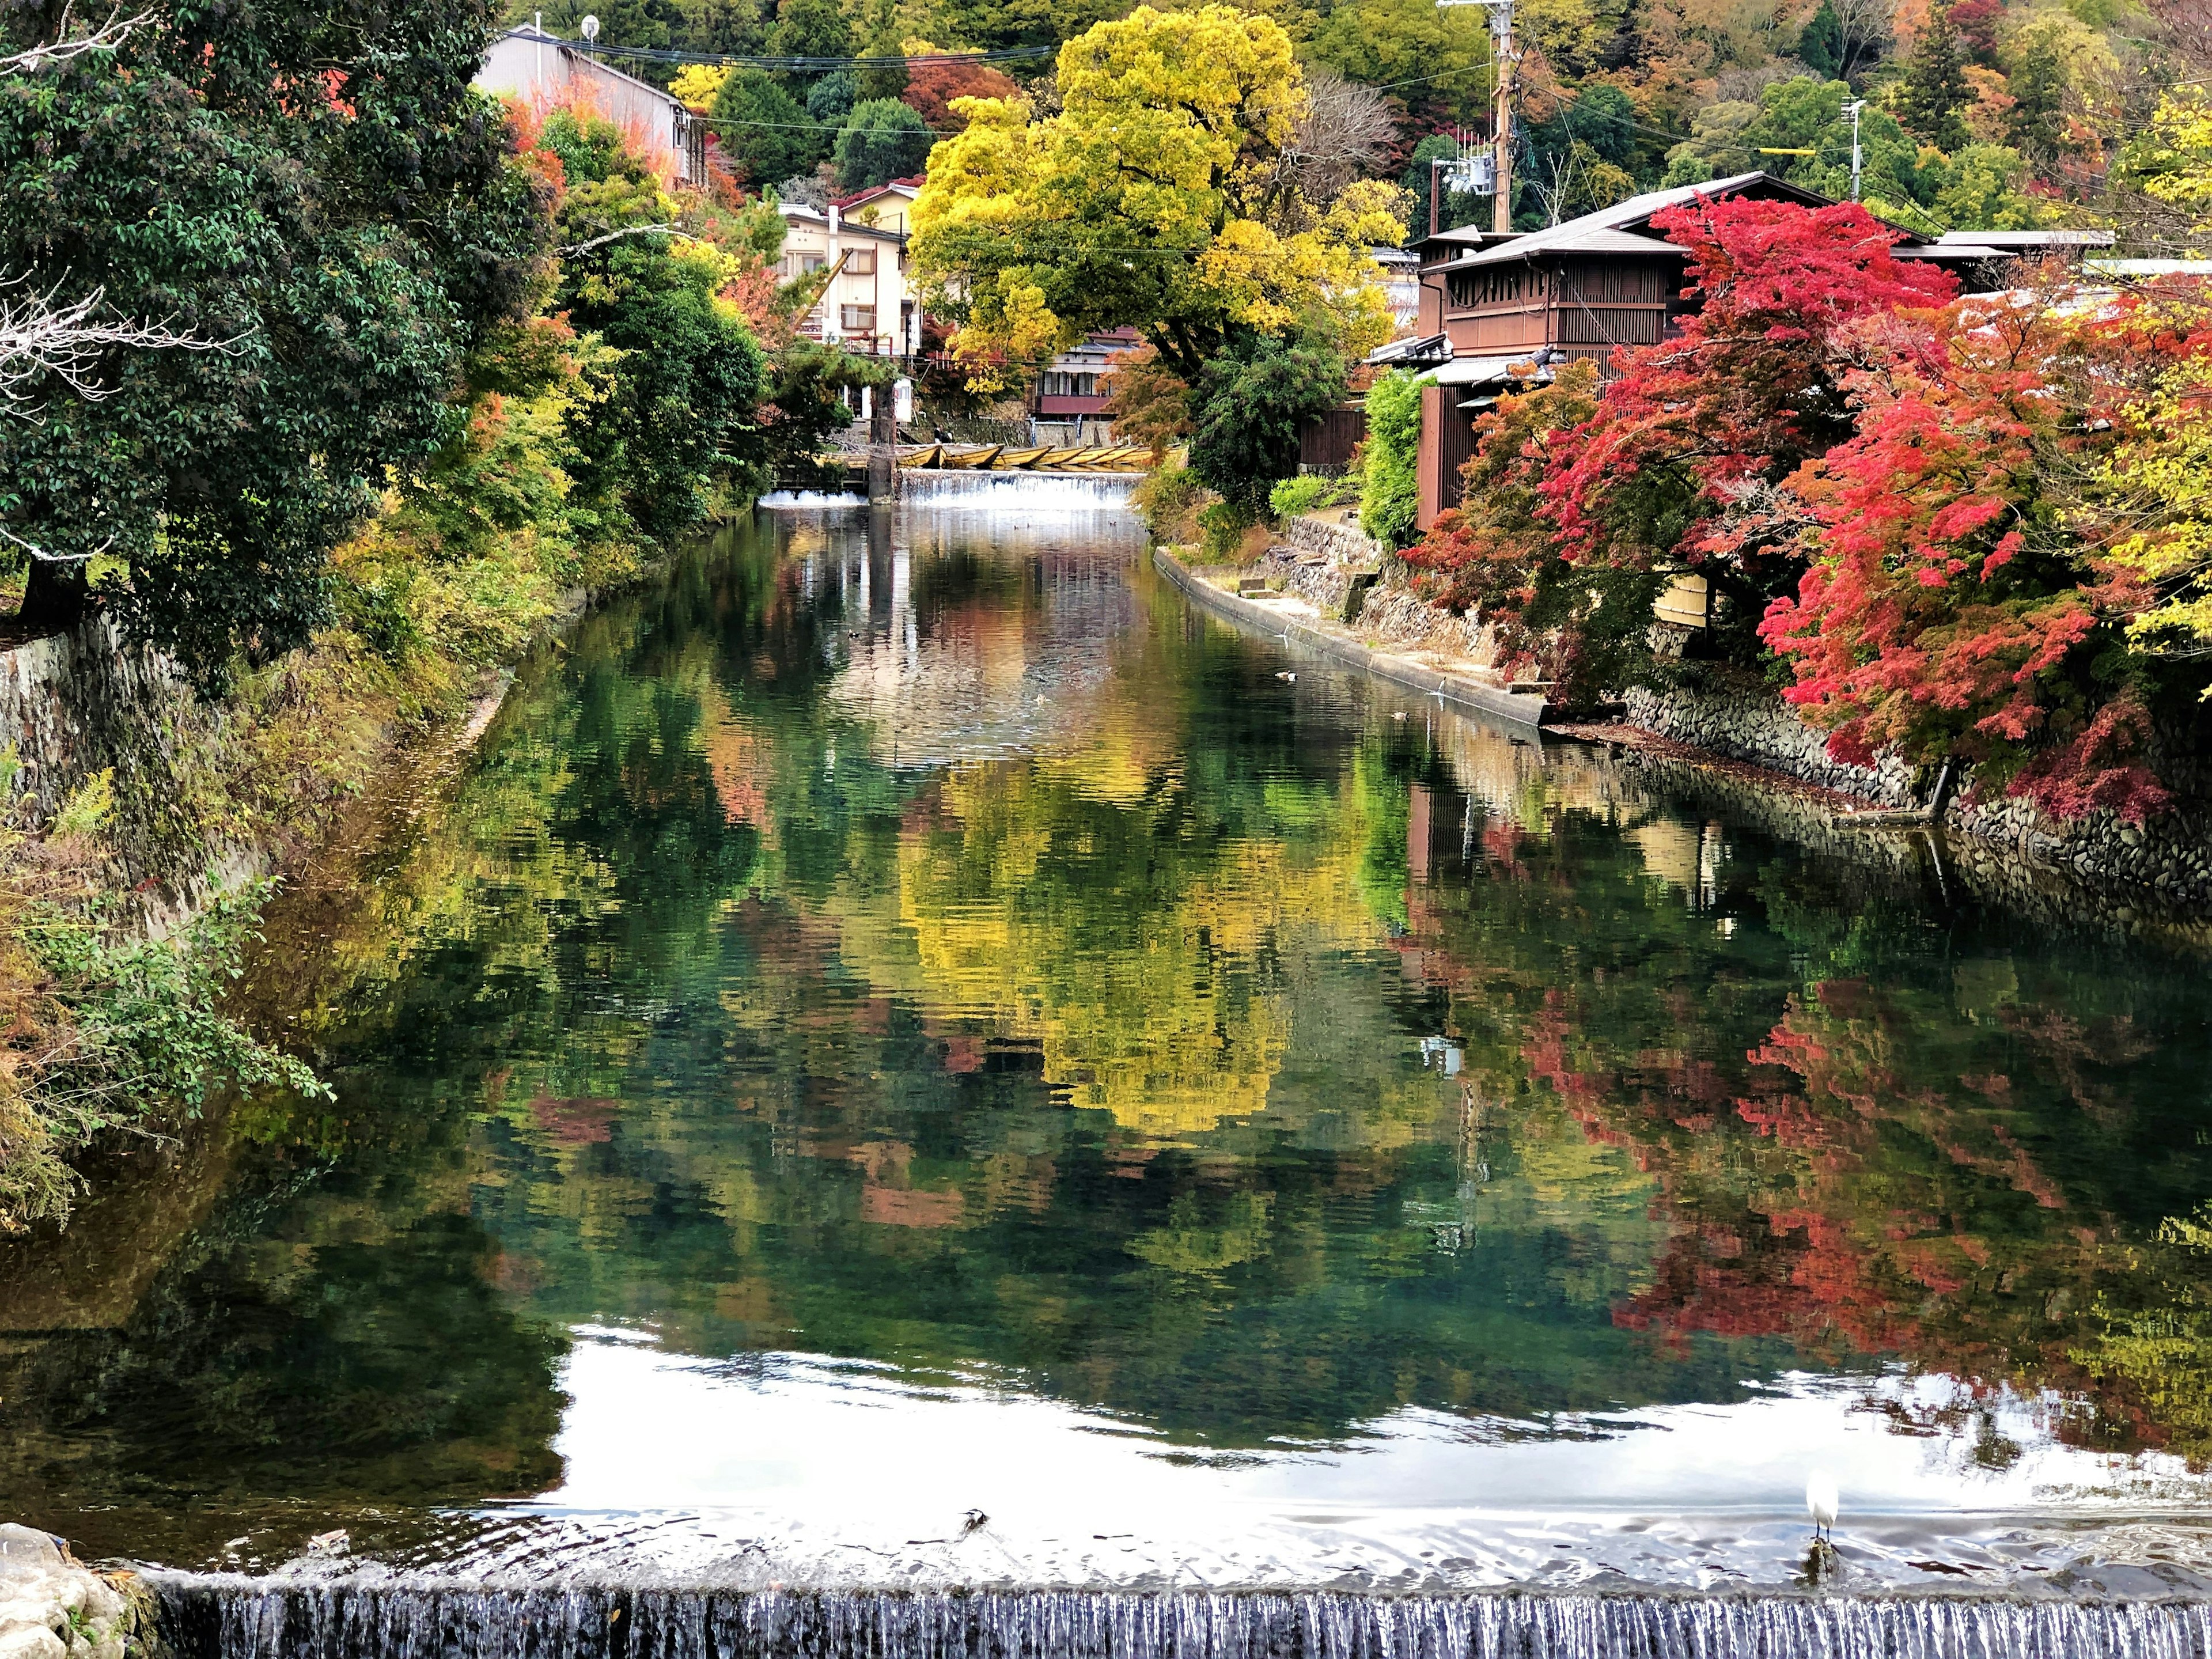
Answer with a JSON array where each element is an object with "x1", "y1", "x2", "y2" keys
[{"x1": 3, "y1": 498, "x2": 2212, "y2": 1584}]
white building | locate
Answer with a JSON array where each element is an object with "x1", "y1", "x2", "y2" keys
[
  {"x1": 475, "y1": 26, "x2": 703, "y2": 186},
  {"x1": 777, "y1": 203, "x2": 921, "y2": 358}
]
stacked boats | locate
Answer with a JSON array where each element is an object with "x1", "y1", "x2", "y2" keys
[{"x1": 888, "y1": 442, "x2": 1150, "y2": 474}]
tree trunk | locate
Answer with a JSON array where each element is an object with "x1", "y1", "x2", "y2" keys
[{"x1": 18, "y1": 556, "x2": 89, "y2": 632}]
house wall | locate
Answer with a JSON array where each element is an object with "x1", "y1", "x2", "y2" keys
[
  {"x1": 779, "y1": 219, "x2": 917, "y2": 356},
  {"x1": 1415, "y1": 384, "x2": 1480, "y2": 531},
  {"x1": 476, "y1": 35, "x2": 692, "y2": 183}
]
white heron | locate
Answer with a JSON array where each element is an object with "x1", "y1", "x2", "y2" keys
[{"x1": 1805, "y1": 1469, "x2": 1839, "y2": 1544}]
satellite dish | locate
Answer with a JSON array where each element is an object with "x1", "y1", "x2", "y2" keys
[{"x1": 579, "y1": 13, "x2": 600, "y2": 40}]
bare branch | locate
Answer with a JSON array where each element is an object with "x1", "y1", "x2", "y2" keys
[
  {"x1": 0, "y1": 3, "x2": 157, "y2": 75},
  {"x1": 0, "y1": 272, "x2": 248, "y2": 415},
  {"x1": 559, "y1": 222, "x2": 679, "y2": 256}
]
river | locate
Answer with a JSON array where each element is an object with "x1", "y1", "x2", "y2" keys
[{"x1": 6, "y1": 488, "x2": 2212, "y2": 1634}]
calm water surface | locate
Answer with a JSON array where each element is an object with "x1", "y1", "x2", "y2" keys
[{"x1": 6, "y1": 491, "x2": 2212, "y2": 1593}]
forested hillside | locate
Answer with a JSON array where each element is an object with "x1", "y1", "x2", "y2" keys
[{"x1": 520, "y1": 0, "x2": 2200, "y2": 235}]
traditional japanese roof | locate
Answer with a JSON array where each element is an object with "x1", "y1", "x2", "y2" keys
[
  {"x1": 1936, "y1": 228, "x2": 2116, "y2": 249},
  {"x1": 1413, "y1": 171, "x2": 1848, "y2": 267},
  {"x1": 1437, "y1": 225, "x2": 1680, "y2": 271}
]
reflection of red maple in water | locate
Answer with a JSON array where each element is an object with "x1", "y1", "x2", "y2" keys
[
  {"x1": 529, "y1": 1093, "x2": 622, "y2": 1145},
  {"x1": 1399, "y1": 903, "x2": 2163, "y2": 1447}
]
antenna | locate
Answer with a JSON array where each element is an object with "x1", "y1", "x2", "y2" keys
[{"x1": 579, "y1": 13, "x2": 600, "y2": 42}]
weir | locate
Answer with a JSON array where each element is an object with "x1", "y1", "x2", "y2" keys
[
  {"x1": 762, "y1": 475, "x2": 1138, "y2": 510},
  {"x1": 148, "y1": 1581, "x2": 2212, "y2": 1659}
]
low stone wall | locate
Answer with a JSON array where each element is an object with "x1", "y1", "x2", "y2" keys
[
  {"x1": 1263, "y1": 518, "x2": 1495, "y2": 667},
  {"x1": 1627, "y1": 683, "x2": 2212, "y2": 915},
  {"x1": 1623, "y1": 685, "x2": 1919, "y2": 808},
  {"x1": 0, "y1": 1526, "x2": 139, "y2": 1659},
  {"x1": 1282, "y1": 513, "x2": 1387, "y2": 568},
  {"x1": 0, "y1": 615, "x2": 206, "y2": 833}
]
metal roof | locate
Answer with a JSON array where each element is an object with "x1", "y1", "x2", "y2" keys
[{"x1": 1438, "y1": 226, "x2": 1680, "y2": 271}]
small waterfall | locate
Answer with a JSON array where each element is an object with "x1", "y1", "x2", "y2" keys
[
  {"x1": 896, "y1": 472, "x2": 1139, "y2": 510},
  {"x1": 150, "y1": 1580, "x2": 2212, "y2": 1659}
]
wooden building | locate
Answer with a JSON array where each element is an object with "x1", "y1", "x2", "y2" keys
[{"x1": 1373, "y1": 173, "x2": 1990, "y2": 530}]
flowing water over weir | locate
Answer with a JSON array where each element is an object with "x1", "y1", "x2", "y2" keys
[{"x1": 147, "y1": 1582, "x2": 2212, "y2": 1659}]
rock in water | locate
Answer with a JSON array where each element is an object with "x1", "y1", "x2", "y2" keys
[{"x1": 0, "y1": 1525, "x2": 138, "y2": 1659}]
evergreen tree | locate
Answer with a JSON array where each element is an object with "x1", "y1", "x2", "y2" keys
[
  {"x1": 834, "y1": 98, "x2": 933, "y2": 190},
  {"x1": 2004, "y1": 24, "x2": 2070, "y2": 165},
  {"x1": 768, "y1": 0, "x2": 853, "y2": 69},
  {"x1": 710, "y1": 66, "x2": 816, "y2": 186},
  {"x1": 1797, "y1": 0, "x2": 1843, "y2": 80},
  {"x1": 1895, "y1": 6, "x2": 1972, "y2": 153}
]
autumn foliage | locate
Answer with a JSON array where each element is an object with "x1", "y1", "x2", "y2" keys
[{"x1": 1408, "y1": 194, "x2": 2212, "y2": 820}]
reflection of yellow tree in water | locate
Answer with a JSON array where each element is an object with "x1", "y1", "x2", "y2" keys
[{"x1": 876, "y1": 757, "x2": 1392, "y2": 1140}]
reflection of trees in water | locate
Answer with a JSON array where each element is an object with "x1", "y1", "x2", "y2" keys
[
  {"x1": 1396, "y1": 791, "x2": 2212, "y2": 1459},
  {"x1": 22, "y1": 502, "x2": 2212, "y2": 1532},
  {"x1": 0, "y1": 1207, "x2": 567, "y2": 1551}
]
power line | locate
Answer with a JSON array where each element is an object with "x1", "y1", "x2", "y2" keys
[{"x1": 551, "y1": 33, "x2": 1054, "y2": 70}]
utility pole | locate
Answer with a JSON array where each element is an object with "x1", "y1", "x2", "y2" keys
[
  {"x1": 1845, "y1": 99, "x2": 1866, "y2": 201},
  {"x1": 1437, "y1": 0, "x2": 1518, "y2": 233}
]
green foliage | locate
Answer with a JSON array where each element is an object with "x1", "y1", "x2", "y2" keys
[
  {"x1": 768, "y1": 0, "x2": 854, "y2": 65},
  {"x1": 1269, "y1": 474, "x2": 1355, "y2": 519},
  {"x1": 834, "y1": 98, "x2": 934, "y2": 192},
  {"x1": 710, "y1": 67, "x2": 817, "y2": 187},
  {"x1": 1929, "y1": 143, "x2": 2050, "y2": 229},
  {"x1": 1895, "y1": 5, "x2": 1974, "y2": 151},
  {"x1": 1797, "y1": 0, "x2": 1843, "y2": 78},
  {"x1": 547, "y1": 127, "x2": 766, "y2": 543},
  {"x1": 854, "y1": 0, "x2": 910, "y2": 103},
  {"x1": 0, "y1": 0, "x2": 554, "y2": 692},
  {"x1": 1133, "y1": 463, "x2": 1204, "y2": 540},
  {"x1": 1197, "y1": 498, "x2": 1259, "y2": 561},
  {"x1": 1187, "y1": 335, "x2": 1348, "y2": 516},
  {"x1": 51, "y1": 771, "x2": 115, "y2": 842},
  {"x1": 28, "y1": 886, "x2": 324, "y2": 1119},
  {"x1": 805, "y1": 70, "x2": 859, "y2": 130},
  {"x1": 1360, "y1": 369, "x2": 1429, "y2": 549}
]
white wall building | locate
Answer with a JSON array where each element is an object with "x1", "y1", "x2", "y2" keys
[
  {"x1": 476, "y1": 26, "x2": 703, "y2": 185},
  {"x1": 777, "y1": 203, "x2": 921, "y2": 359}
]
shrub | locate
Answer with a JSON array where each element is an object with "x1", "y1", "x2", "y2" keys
[
  {"x1": 1269, "y1": 475, "x2": 1351, "y2": 520},
  {"x1": 1360, "y1": 370, "x2": 1428, "y2": 548},
  {"x1": 1187, "y1": 335, "x2": 1347, "y2": 516}
]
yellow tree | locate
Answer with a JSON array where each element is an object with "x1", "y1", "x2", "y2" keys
[
  {"x1": 2096, "y1": 91, "x2": 2212, "y2": 679},
  {"x1": 909, "y1": 3, "x2": 1404, "y2": 381}
]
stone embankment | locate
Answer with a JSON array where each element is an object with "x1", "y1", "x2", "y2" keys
[
  {"x1": 0, "y1": 1527, "x2": 143, "y2": 1659},
  {"x1": 1217, "y1": 516, "x2": 2212, "y2": 931},
  {"x1": 1624, "y1": 683, "x2": 2212, "y2": 916}
]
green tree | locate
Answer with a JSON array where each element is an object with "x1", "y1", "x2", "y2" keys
[
  {"x1": 834, "y1": 97, "x2": 934, "y2": 191},
  {"x1": 853, "y1": 0, "x2": 910, "y2": 102},
  {"x1": 805, "y1": 70, "x2": 859, "y2": 132},
  {"x1": 1894, "y1": 5, "x2": 1972, "y2": 151},
  {"x1": 709, "y1": 66, "x2": 816, "y2": 187},
  {"x1": 1929, "y1": 143, "x2": 2048, "y2": 229},
  {"x1": 2002, "y1": 21, "x2": 2071, "y2": 166},
  {"x1": 1797, "y1": 0, "x2": 1843, "y2": 78},
  {"x1": 1359, "y1": 369, "x2": 1428, "y2": 548},
  {"x1": 1186, "y1": 333, "x2": 1348, "y2": 514},
  {"x1": 0, "y1": 0, "x2": 550, "y2": 685},
  {"x1": 768, "y1": 0, "x2": 854, "y2": 66},
  {"x1": 546, "y1": 112, "x2": 767, "y2": 540}
]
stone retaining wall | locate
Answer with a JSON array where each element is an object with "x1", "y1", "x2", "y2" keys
[
  {"x1": 1627, "y1": 683, "x2": 2212, "y2": 915},
  {"x1": 1263, "y1": 518, "x2": 1495, "y2": 667}
]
